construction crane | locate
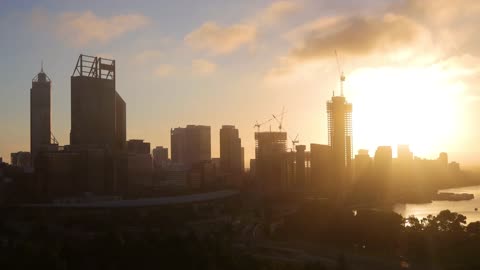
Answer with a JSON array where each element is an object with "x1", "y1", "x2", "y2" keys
[
  {"x1": 335, "y1": 50, "x2": 346, "y2": 96},
  {"x1": 271, "y1": 108, "x2": 300, "y2": 151},
  {"x1": 271, "y1": 106, "x2": 286, "y2": 132},
  {"x1": 254, "y1": 108, "x2": 287, "y2": 132},
  {"x1": 290, "y1": 134, "x2": 299, "y2": 150},
  {"x1": 253, "y1": 117, "x2": 274, "y2": 132}
]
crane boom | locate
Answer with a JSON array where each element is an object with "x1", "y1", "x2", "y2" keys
[{"x1": 335, "y1": 50, "x2": 346, "y2": 96}]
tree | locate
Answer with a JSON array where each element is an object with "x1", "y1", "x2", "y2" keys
[{"x1": 466, "y1": 221, "x2": 480, "y2": 234}]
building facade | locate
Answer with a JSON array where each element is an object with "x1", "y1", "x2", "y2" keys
[
  {"x1": 30, "y1": 65, "x2": 52, "y2": 166},
  {"x1": 220, "y1": 125, "x2": 243, "y2": 174},
  {"x1": 171, "y1": 125, "x2": 211, "y2": 168}
]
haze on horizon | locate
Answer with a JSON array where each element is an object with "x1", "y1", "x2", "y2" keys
[{"x1": 1, "y1": 0, "x2": 479, "y2": 166}]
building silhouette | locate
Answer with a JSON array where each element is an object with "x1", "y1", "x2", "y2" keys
[
  {"x1": 152, "y1": 146, "x2": 169, "y2": 168},
  {"x1": 327, "y1": 95, "x2": 352, "y2": 193},
  {"x1": 30, "y1": 64, "x2": 52, "y2": 166},
  {"x1": 127, "y1": 139, "x2": 153, "y2": 191},
  {"x1": 220, "y1": 125, "x2": 243, "y2": 174},
  {"x1": 295, "y1": 145, "x2": 306, "y2": 187},
  {"x1": 254, "y1": 131, "x2": 287, "y2": 192},
  {"x1": 374, "y1": 146, "x2": 393, "y2": 201},
  {"x1": 70, "y1": 55, "x2": 126, "y2": 152},
  {"x1": 128, "y1": 139, "x2": 150, "y2": 154},
  {"x1": 354, "y1": 149, "x2": 372, "y2": 179},
  {"x1": 171, "y1": 125, "x2": 211, "y2": 168},
  {"x1": 310, "y1": 144, "x2": 332, "y2": 193},
  {"x1": 11, "y1": 152, "x2": 31, "y2": 169},
  {"x1": 68, "y1": 54, "x2": 127, "y2": 194}
]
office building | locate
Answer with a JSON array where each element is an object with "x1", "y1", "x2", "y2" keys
[
  {"x1": 220, "y1": 125, "x2": 243, "y2": 174},
  {"x1": 152, "y1": 146, "x2": 169, "y2": 168},
  {"x1": 70, "y1": 54, "x2": 126, "y2": 152},
  {"x1": 397, "y1": 145, "x2": 413, "y2": 162},
  {"x1": 374, "y1": 146, "x2": 393, "y2": 179},
  {"x1": 127, "y1": 140, "x2": 152, "y2": 190},
  {"x1": 30, "y1": 64, "x2": 52, "y2": 166},
  {"x1": 128, "y1": 139, "x2": 150, "y2": 154},
  {"x1": 295, "y1": 145, "x2": 306, "y2": 186},
  {"x1": 171, "y1": 125, "x2": 211, "y2": 168},
  {"x1": 69, "y1": 55, "x2": 127, "y2": 194},
  {"x1": 355, "y1": 149, "x2": 372, "y2": 178},
  {"x1": 310, "y1": 144, "x2": 332, "y2": 193}
]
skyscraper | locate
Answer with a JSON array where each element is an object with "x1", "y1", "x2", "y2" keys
[
  {"x1": 310, "y1": 144, "x2": 332, "y2": 193},
  {"x1": 30, "y1": 64, "x2": 51, "y2": 166},
  {"x1": 255, "y1": 131, "x2": 287, "y2": 192},
  {"x1": 327, "y1": 95, "x2": 352, "y2": 185},
  {"x1": 220, "y1": 125, "x2": 243, "y2": 174},
  {"x1": 69, "y1": 54, "x2": 127, "y2": 194},
  {"x1": 171, "y1": 125, "x2": 211, "y2": 168},
  {"x1": 70, "y1": 54, "x2": 126, "y2": 152}
]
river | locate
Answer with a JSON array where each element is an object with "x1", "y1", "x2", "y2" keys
[{"x1": 393, "y1": 185, "x2": 480, "y2": 223}]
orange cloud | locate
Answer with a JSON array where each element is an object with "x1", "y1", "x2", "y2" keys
[
  {"x1": 256, "y1": 1, "x2": 301, "y2": 25},
  {"x1": 185, "y1": 22, "x2": 256, "y2": 54},
  {"x1": 153, "y1": 64, "x2": 175, "y2": 77},
  {"x1": 57, "y1": 11, "x2": 150, "y2": 46},
  {"x1": 290, "y1": 14, "x2": 424, "y2": 61},
  {"x1": 192, "y1": 59, "x2": 217, "y2": 75}
]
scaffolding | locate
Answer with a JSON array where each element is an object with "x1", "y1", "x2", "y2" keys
[
  {"x1": 72, "y1": 54, "x2": 115, "y2": 80},
  {"x1": 327, "y1": 96, "x2": 353, "y2": 169}
]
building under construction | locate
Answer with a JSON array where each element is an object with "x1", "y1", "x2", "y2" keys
[
  {"x1": 254, "y1": 131, "x2": 287, "y2": 192},
  {"x1": 327, "y1": 95, "x2": 352, "y2": 193}
]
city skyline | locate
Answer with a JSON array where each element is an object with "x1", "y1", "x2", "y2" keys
[{"x1": 1, "y1": 0, "x2": 480, "y2": 165}]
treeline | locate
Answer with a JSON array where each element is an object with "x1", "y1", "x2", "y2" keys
[{"x1": 274, "y1": 201, "x2": 480, "y2": 269}]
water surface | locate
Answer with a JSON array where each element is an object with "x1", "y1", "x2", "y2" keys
[{"x1": 394, "y1": 185, "x2": 480, "y2": 223}]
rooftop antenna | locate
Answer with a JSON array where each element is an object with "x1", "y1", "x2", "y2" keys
[
  {"x1": 41, "y1": 60, "x2": 44, "y2": 73},
  {"x1": 335, "y1": 50, "x2": 345, "y2": 96}
]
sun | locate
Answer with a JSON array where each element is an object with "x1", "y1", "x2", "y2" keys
[{"x1": 347, "y1": 65, "x2": 464, "y2": 158}]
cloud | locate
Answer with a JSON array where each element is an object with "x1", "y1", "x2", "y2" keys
[
  {"x1": 133, "y1": 50, "x2": 162, "y2": 64},
  {"x1": 289, "y1": 14, "x2": 425, "y2": 61},
  {"x1": 256, "y1": 1, "x2": 301, "y2": 25},
  {"x1": 153, "y1": 64, "x2": 174, "y2": 77},
  {"x1": 192, "y1": 59, "x2": 217, "y2": 75},
  {"x1": 56, "y1": 11, "x2": 150, "y2": 46},
  {"x1": 185, "y1": 22, "x2": 256, "y2": 54},
  {"x1": 184, "y1": 1, "x2": 300, "y2": 55}
]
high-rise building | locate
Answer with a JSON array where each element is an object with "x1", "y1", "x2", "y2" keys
[
  {"x1": 69, "y1": 55, "x2": 127, "y2": 194},
  {"x1": 152, "y1": 146, "x2": 169, "y2": 168},
  {"x1": 310, "y1": 144, "x2": 332, "y2": 193},
  {"x1": 255, "y1": 131, "x2": 287, "y2": 192},
  {"x1": 355, "y1": 149, "x2": 372, "y2": 179},
  {"x1": 397, "y1": 145, "x2": 413, "y2": 162},
  {"x1": 438, "y1": 152, "x2": 448, "y2": 168},
  {"x1": 220, "y1": 125, "x2": 243, "y2": 174},
  {"x1": 374, "y1": 146, "x2": 393, "y2": 179},
  {"x1": 295, "y1": 145, "x2": 306, "y2": 186},
  {"x1": 327, "y1": 95, "x2": 352, "y2": 185},
  {"x1": 127, "y1": 139, "x2": 150, "y2": 154},
  {"x1": 127, "y1": 139, "x2": 152, "y2": 190},
  {"x1": 171, "y1": 125, "x2": 211, "y2": 168},
  {"x1": 70, "y1": 55, "x2": 126, "y2": 152},
  {"x1": 30, "y1": 64, "x2": 52, "y2": 166}
]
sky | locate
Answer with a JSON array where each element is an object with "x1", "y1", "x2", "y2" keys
[{"x1": 1, "y1": 0, "x2": 479, "y2": 166}]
